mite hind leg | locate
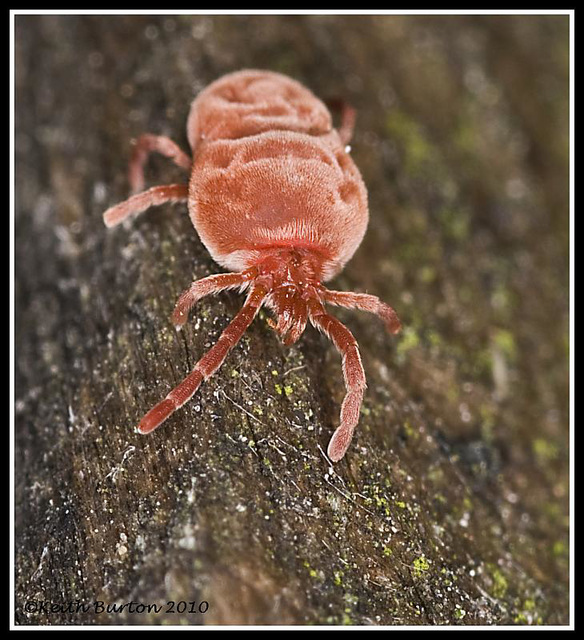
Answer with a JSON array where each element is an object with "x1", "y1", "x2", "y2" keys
[
  {"x1": 103, "y1": 183, "x2": 188, "y2": 228},
  {"x1": 129, "y1": 134, "x2": 192, "y2": 193},
  {"x1": 326, "y1": 98, "x2": 357, "y2": 146},
  {"x1": 337, "y1": 103, "x2": 356, "y2": 146}
]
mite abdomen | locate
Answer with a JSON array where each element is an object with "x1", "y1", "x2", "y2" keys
[
  {"x1": 189, "y1": 130, "x2": 367, "y2": 277},
  {"x1": 187, "y1": 69, "x2": 333, "y2": 147},
  {"x1": 186, "y1": 70, "x2": 368, "y2": 277}
]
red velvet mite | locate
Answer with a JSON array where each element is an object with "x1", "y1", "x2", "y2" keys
[{"x1": 103, "y1": 69, "x2": 401, "y2": 462}]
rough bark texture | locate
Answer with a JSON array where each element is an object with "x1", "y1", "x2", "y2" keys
[{"x1": 15, "y1": 15, "x2": 570, "y2": 626}]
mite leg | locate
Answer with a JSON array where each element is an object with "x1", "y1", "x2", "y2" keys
[
  {"x1": 320, "y1": 288, "x2": 401, "y2": 334},
  {"x1": 308, "y1": 299, "x2": 367, "y2": 462},
  {"x1": 138, "y1": 282, "x2": 269, "y2": 435},
  {"x1": 129, "y1": 134, "x2": 192, "y2": 193},
  {"x1": 338, "y1": 103, "x2": 356, "y2": 146},
  {"x1": 326, "y1": 98, "x2": 357, "y2": 146},
  {"x1": 103, "y1": 183, "x2": 188, "y2": 228},
  {"x1": 172, "y1": 270, "x2": 257, "y2": 327}
]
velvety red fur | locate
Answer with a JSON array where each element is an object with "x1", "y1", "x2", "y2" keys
[
  {"x1": 103, "y1": 69, "x2": 400, "y2": 462},
  {"x1": 187, "y1": 71, "x2": 368, "y2": 280}
]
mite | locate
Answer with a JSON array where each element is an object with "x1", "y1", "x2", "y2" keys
[{"x1": 103, "y1": 69, "x2": 401, "y2": 462}]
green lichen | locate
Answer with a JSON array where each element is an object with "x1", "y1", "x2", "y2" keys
[
  {"x1": 438, "y1": 206, "x2": 470, "y2": 242},
  {"x1": 490, "y1": 568, "x2": 509, "y2": 599},
  {"x1": 453, "y1": 607, "x2": 466, "y2": 620},
  {"x1": 413, "y1": 556, "x2": 430, "y2": 577},
  {"x1": 524, "y1": 598, "x2": 536, "y2": 611},
  {"x1": 341, "y1": 612, "x2": 353, "y2": 625},
  {"x1": 396, "y1": 327, "x2": 420, "y2": 359},
  {"x1": 533, "y1": 438, "x2": 560, "y2": 463},
  {"x1": 402, "y1": 420, "x2": 416, "y2": 440},
  {"x1": 492, "y1": 328, "x2": 518, "y2": 362},
  {"x1": 386, "y1": 110, "x2": 437, "y2": 175},
  {"x1": 418, "y1": 265, "x2": 437, "y2": 284}
]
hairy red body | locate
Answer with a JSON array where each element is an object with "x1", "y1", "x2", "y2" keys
[{"x1": 103, "y1": 69, "x2": 400, "y2": 462}]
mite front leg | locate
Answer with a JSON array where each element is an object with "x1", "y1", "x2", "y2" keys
[
  {"x1": 138, "y1": 281, "x2": 270, "y2": 435},
  {"x1": 103, "y1": 183, "x2": 189, "y2": 228},
  {"x1": 172, "y1": 270, "x2": 257, "y2": 327},
  {"x1": 308, "y1": 298, "x2": 367, "y2": 462},
  {"x1": 320, "y1": 288, "x2": 401, "y2": 334},
  {"x1": 129, "y1": 134, "x2": 192, "y2": 193}
]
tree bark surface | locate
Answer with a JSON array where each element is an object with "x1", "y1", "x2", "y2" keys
[{"x1": 15, "y1": 14, "x2": 570, "y2": 626}]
